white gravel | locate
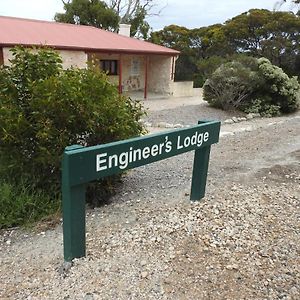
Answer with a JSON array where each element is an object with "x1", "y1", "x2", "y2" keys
[{"x1": 0, "y1": 100, "x2": 299, "y2": 300}]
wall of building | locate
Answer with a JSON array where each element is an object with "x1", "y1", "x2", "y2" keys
[
  {"x1": 148, "y1": 56, "x2": 173, "y2": 95},
  {"x1": 88, "y1": 53, "x2": 146, "y2": 92},
  {"x1": 3, "y1": 47, "x2": 13, "y2": 65},
  {"x1": 2, "y1": 47, "x2": 87, "y2": 69},
  {"x1": 59, "y1": 50, "x2": 87, "y2": 69},
  {"x1": 170, "y1": 81, "x2": 194, "y2": 97}
]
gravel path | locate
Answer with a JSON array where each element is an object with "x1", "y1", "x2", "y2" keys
[
  {"x1": 0, "y1": 99, "x2": 299, "y2": 300},
  {"x1": 142, "y1": 96, "x2": 245, "y2": 125}
]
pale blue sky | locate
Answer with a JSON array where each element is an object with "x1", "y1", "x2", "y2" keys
[{"x1": 0, "y1": 0, "x2": 295, "y2": 30}]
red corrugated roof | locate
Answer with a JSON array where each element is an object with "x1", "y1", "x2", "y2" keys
[{"x1": 0, "y1": 16, "x2": 179, "y2": 56}]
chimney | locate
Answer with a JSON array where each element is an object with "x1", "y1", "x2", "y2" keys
[{"x1": 118, "y1": 24, "x2": 131, "y2": 37}]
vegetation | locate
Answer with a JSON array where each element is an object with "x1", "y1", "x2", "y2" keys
[
  {"x1": 55, "y1": 0, "x2": 159, "y2": 38},
  {"x1": 0, "y1": 47, "x2": 145, "y2": 228},
  {"x1": 151, "y1": 9, "x2": 300, "y2": 86},
  {"x1": 203, "y1": 57, "x2": 300, "y2": 116}
]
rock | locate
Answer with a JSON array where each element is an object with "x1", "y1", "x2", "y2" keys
[
  {"x1": 58, "y1": 262, "x2": 72, "y2": 275},
  {"x1": 165, "y1": 123, "x2": 174, "y2": 128},
  {"x1": 141, "y1": 271, "x2": 148, "y2": 278},
  {"x1": 140, "y1": 260, "x2": 147, "y2": 267},
  {"x1": 226, "y1": 264, "x2": 239, "y2": 270},
  {"x1": 84, "y1": 293, "x2": 94, "y2": 300},
  {"x1": 157, "y1": 122, "x2": 167, "y2": 128},
  {"x1": 143, "y1": 122, "x2": 152, "y2": 127},
  {"x1": 174, "y1": 123, "x2": 184, "y2": 128},
  {"x1": 247, "y1": 113, "x2": 260, "y2": 119},
  {"x1": 232, "y1": 117, "x2": 239, "y2": 123},
  {"x1": 252, "y1": 113, "x2": 261, "y2": 118},
  {"x1": 223, "y1": 119, "x2": 234, "y2": 124}
]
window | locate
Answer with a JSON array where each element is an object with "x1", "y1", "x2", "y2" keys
[
  {"x1": 131, "y1": 59, "x2": 140, "y2": 76},
  {"x1": 100, "y1": 60, "x2": 118, "y2": 75}
]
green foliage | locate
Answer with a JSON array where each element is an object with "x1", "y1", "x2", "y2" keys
[
  {"x1": 203, "y1": 56, "x2": 300, "y2": 115},
  {"x1": 55, "y1": 0, "x2": 119, "y2": 30},
  {"x1": 0, "y1": 47, "x2": 146, "y2": 222},
  {"x1": 151, "y1": 9, "x2": 300, "y2": 82},
  {"x1": 257, "y1": 58, "x2": 300, "y2": 113},
  {"x1": 203, "y1": 59, "x2": 260, "y2": 110},
  {"x1": 0, "y1": 179, "x2": 59, "y2": 229},
  {"x1": 244, "y1": 98, "x2": 281, "y2": 117},
  {"x1": 55, "y1": 0, "x2": 154, "y2": 38}
]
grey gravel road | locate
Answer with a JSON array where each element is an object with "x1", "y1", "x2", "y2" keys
[{"x1": 0, "y1": 103, "x2": 299, "y2": 300}]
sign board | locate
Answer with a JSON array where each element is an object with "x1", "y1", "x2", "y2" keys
[{"x1": 62, "y1": 120, "x2": 221, "y2": 262}]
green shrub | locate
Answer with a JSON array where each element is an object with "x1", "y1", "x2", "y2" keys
[
  {"x1": 0, "y1": 47, "x2": 146, "y2": 220},
  {"x1": 244, "y1": 98, "x2": 281, "y2": 117},
  {"x1": 203, "y1": 56, "x2": 300, "y2": 114},
  {"x1": 257, "y1": 58, "x2": 300, "y2": 113},
  {"x1": 203, "y1": 59, "x2": 260, "y2": 110},
  {"x1": 0, "y1": 179, "x2": 59, "y2": 229}
]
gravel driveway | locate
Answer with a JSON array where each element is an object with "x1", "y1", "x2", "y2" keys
[{"x1": 1, "y1": 97, "x2": 299, "y2": 300}]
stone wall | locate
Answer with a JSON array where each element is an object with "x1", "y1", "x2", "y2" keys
[
  {"x1": 2, "y1": 47, "x2": 87, "y2": 69},
  {"x1": 148, "y1": 56, "x2": 173, "y2": 95},
  {"x1": 88, "y1": 53, "x2": 146, "y2": 92},
  {"x1": 59, "y1": 50, "x2": 87, "y2": 69},
  {"x1": 170, "y1": 81, "x2": 194, "y2": 97}
]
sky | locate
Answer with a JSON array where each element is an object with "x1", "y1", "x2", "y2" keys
[{"x1": 0, "y1": 0, "x2": 296, "y2": 30}]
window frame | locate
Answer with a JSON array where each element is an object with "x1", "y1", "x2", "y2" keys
[{"x1": 100, "y1": 59, "x2": 119, "y2": 75}]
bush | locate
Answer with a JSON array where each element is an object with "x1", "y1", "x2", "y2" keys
[
  {"x1": 203, "y1": 56, "x2": 300, "y2": 114},
  {"x1": 257, "y1": 58, "x2": 300, "y2": 113},
  {"x1": 203, "y1": 59, "x2": 260, "y2": 110},
  {"x1": 0, "y1": 47, "x2": 146, "y2": 226},
  {"x1": 244, "y1": 98, "x2": 281, "y2": 117}
]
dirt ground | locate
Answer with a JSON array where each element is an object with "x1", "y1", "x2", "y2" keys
[{"x1": 0, "y1": 96, "x2": 299, "y2": 300}]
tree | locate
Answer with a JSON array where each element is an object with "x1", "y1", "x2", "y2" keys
[
  {"x1": 55, "y1": 0, "x2": 119, "y2": 30},
  {"x1": 55, "y1": 0, "x2": 162, "y2": 38},
  {"x1": 108, "y1": 0, "x2": 160, "y2": 38},
  {"x1": 223, "y1": 9, "x2": 300, "y2": 75}
]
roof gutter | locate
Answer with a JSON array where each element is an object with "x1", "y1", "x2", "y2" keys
[{"x1": 0, "y1": 43, "x2": 180, "y2": 56}]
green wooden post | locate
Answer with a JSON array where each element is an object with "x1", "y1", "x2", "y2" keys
[
  {"x1": 62, "y1": 145, "x2": 86, "y2": 262},
  {"x1": 190, "y1": 121, "x2": 213, "y2": 201},
  {"x1": 190, "y1": 145, "x2": 211, "y2": 200}
]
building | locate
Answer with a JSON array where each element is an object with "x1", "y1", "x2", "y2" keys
[{"x1": 0, "y1": 16, "x2": 194, "y2": 99}]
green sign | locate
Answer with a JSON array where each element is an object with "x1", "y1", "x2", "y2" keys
[{"x1": 62, "y1": 120, "x2": 220, "y2": 262}]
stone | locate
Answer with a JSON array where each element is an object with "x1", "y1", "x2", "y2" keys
[
  {"x1": 84, "y1": 293, "x2": 94, "y2": 300},
  {"x1": 157, "y1": 122, "x2": 167, "y2": 128},
  {"x1": 174, "y1": 123, "x2": 184, "y2": 128},
  {"x1": 58, "y1": 262, "x2": 72, "y2": 275},
  {"x1": 140, "y1": 260, "x2": 147, "y2": 267},
  {"x1": 232, "y1": 117, "x2": 239, "y2": 123},
  {"x1": 226, "y1": 264, "x2": 239, "y2": 270},
  {"x1": 223, "y1": 119, "x2": 234, "y2": 124},
  {"x1": 141, "y1": 271, "x2": 148, "y2": 278},
  {"x1": 165, "y1": 123, "x2": 174, "y2": 128}
]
